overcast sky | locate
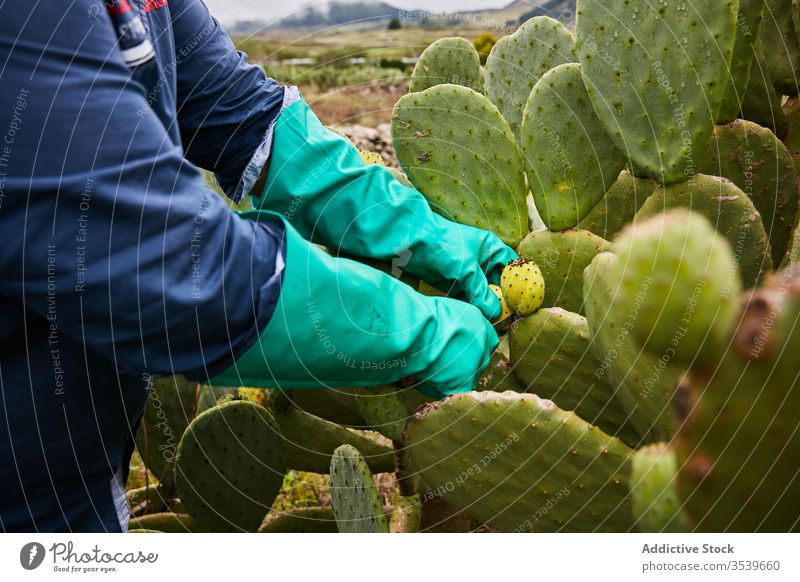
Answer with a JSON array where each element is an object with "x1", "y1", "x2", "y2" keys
[{"x1": 204, "y1": 0, "x2": 515, "y2": 25}]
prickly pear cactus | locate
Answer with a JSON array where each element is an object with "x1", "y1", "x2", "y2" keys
[
  {"x1": 410, "y1": 37, "x2": 484, "y2": 93},
  {"x1": 388, "y1": 494, "x2": 422, "y2": 533},
  {"x1": 128, "y1": 512, "x2": 195, "y2": 533},
  {"x1": 698, "y1": 119, "x2": 799, "y2": 265},
  {"x1": 760, "y1": 0, "x2": 800, "y2": 96},
  {"x1": 259, "y1": 507, "x2": 338, "y2": 533},
  {"x1": 635, "y1": 174, "x2": 772, "y2": 288},
  {"x1": 718, "y1": 0, "x2": 766, "y2": 123},
  {"x1": 584, "y1": 252, "x2": 685, "y2": 443},
  {"x1": 677, "y1": 266, "x2": 800, "y2": 531},
  {"x1": 782, "y1": 96, "x2": 800, "y2": 172},
  {"x1": 516, "y1": 229, "x2": 611, "y2": 315},
  {"x1": 521, "y1": 63, "x2": 627, "y2": 230},
  {"x1": 392, "y1": 85, "x2": 529, "y2": 246},
  {"x1": 611, "y1": 209, "x2": 742, "y2": 366},
  {"x1": 355, "y1": 386, "x2": 429, "y2": 442},
  {"x1": 489, "y1": 284, "x2": 513, "y2": 322},
  {"x1": 135, "y1": 375, "x2": 198, "y2": 487},
  {"x1": 576, "y1": 0, "x2": 738, "y2": 183},
  {"x1": 500, "y1": 259, "x2": 546, "y2": 316},
  {"x1": 577, "y1": 171, "x2": 658, "y2": 241},
  {"x1": 741, "y1": 38, "x2": 789, "y2": 138},
  {"x1": 174, "y1": 400, "x2": 286, "y2": 532},
  {"x1": 486, "y1": 16, "x2": 577, "y2": 140},
  {"x1": 478, "y1": 348, "x2": 526, "y2": 393},
  {"x1": 508, "y1": 308, "x2": 642, "y2": 446},
  {"x1": 630, "y1": 444, "x2": 683, "y2": 533},
  {"x1": 329, "y1": 444, "x2": 389, "y2": 533},
  {"x1": 405, "y1": 391, "x2": 670, "y2": 532}
]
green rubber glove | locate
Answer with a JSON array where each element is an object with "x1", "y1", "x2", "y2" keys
[
  {"x1": 253, "y1": 98, "x2": 517, "y2": 320},
  {"x1": 207, "y1": 210, "x2": 499, "y2": 399}
]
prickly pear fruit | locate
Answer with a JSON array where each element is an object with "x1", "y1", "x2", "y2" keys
[
  {"x1": 521, "y1": 63, "x2": 627, "y2": 231},
  {"x1": 500, "y1": 259, "x2": 545, "y2": 316},
  {"x1": 410, "y1": 37, "x2": 484, "y2": 94},
  {"x1": 611, "y1": 209, "x2": 742, "y2": 366},
  {"x1": 329, "y1": 444, "x2": 389, "y2": 533},
  {"x1": 576, "y1": 0, "x2": 738, "y2": 183},
  {"x1": 486, "y1": 16, "x2": 577, "y2": 141},
  {"x1": 392, "y1": 84, "x2": 529, "y2": 246},
  {"x1": 489, "y1": 284, "x2": 512, "y2": 322},
  {"x1": 358, "y1": 150, "x2": 385, "y2": 166}
]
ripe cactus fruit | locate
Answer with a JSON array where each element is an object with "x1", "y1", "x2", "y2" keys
[
  {"x1": 634, "y1": 174, "x2": 772, "y2": 289},
  {"x1": 584, "y1": 252, "x2": 685, "y2": 443},
  {"x1": 630, "y1": 444, "x2": 683, "y2": 533},
  {"x1": 259, "y1": 507, "x2": 338, "y2": 533},
  {"x1": 135, "y1": 375, "x2": 198, "y2": 489},
  {"x1": 516, "y1": 229, "x2": 611, "y2": 315},
  {"x1": 329, "y1": 444, "x2": 389, "y2": 533},
  {"x1": 500, "y1": 259, "x2": 545, "y2": 316},
  {"x1": 486, "y1": 16, "x2": 577, "y2": 140},
  {"x1": 410, "y1": 37, "x2": 484, "y2": 94},
  {"x1": 577, "y1": 171, "x2": 658, "y2": 242},
  {"x1": 611, "y1": 210, "x2": 742, "y2": 367},
  {"x1": 576, "y1": 0, "x2": 738, "y2": 183},
  {"x1": 760, "y1": 0, "x2": 800, "y2": 96},
  {"x1": 741, "y1": 38, "x2": 789, "y2": 138},
  {"x1": 489, "y1": 284, "x2": 513, "y2": 322},
  {"x1": 174, "y1": 400, "x2": 286, "y2": 532},
  {"x1": 718, "y1": 0, "x2": 766, "y2": 123},
  {"x1": 521, "y1": 63, "x2": 627, "y2": 231},
  {"x1": 404, "y1": 391, "x2": 677, "y2": 532},
  {"x1": 698, "y1": 119, "x2": 799, "y2": 265},
  {"x1": 392, "y1": 85, "x2": 529, "y2": 246},
  {"x1": 508, "y1": 308, "x2": 642, "y2": 446},
  {"x1": 677, "y1": 266, "x2": 800, "y2": 531}
]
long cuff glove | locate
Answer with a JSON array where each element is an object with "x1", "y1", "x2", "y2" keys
[
  {"x1": 207, "y1": 210, "x2": 499, "y2": 399},
  {"x1": 253, "y1": 98, "x2": 517, "y2": 320}
]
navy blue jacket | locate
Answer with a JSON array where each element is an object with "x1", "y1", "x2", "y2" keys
[{"x1": 0, "y1": 0, "x2": 287, "y2": 531}]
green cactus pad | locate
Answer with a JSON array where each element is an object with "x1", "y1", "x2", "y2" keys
[
  {"x1": 509, "y1": 308, "x2": 642, "y2": 446},
  {"x1": 356, "y1": 386, "x2": 429, "y2": 442},
  {"x1": 477, "y1": 348, "x2": 526, "y2": 393},
  {"x1": 329, "y1": 444, "x2": 389, "y2": 533},
  {"x1": 760, "y1": 0, "x2": 800, "y2": 96},
  {"x1": 611, "y1": 210, "x2": 742, "y2": 367},
  {"x1": 576, "y1": 0, "x2": 738, "y2": 183},
  {"x1": 272, "y1": 407, "x2": 395, "y2": 474},
  {"x1": 635, "y1": 174, "x2": 772, "y2": 288},
  {"x1": 274, "y1": 387, "x2": 365, "y2": 428},
  {"x1": 741, "y1": 38, "x2": 789, "y2": 137},
  {"x1": 486, "y1": 16, "x2": 577, "y2": 140},
  {"x1": 392, "y1": 84, "x2": 529, "y2": 246},
  {"x1": 135, "y1": 376, "x2": 198, "y2": 487},
  {"x1": 127, "y1": 529, "x2": 161, "y2": 533},
  {"x1": 718, "y1": 0, "x2": 766, "y2": 123},
  {"x1": 782, "y1": 96, "x2": 800, "y2": 172},
  {"x1": 410, "y1": 37, "x2": 484, "y2": 93},
  {"x1": 196, "y1": 385, "x2": 236, "y2": 415},
  {"x1": 584, "y1": 253, "x2": 685, "y2": 443},
  {"x1": 577, "y1": 171, "x2": 658, "y2": 241},
  {"x1": 698, "y1": 119, "x2": 799, "y2": 265},
  {"x1": 174, "y1": 400, "x2": 286, "y2": 532},
  {"x1": 516, "y1": 229, "x2": 612, "y2": 315},
  {"x1": 630, "y1": 444, "x2": 684, "y2": 533},
  {"x1": 259, "y1": 507, "x2": 338, "y2": 533},
  {"x1": 128, "y1": 512, "x2": 195, "y2": 533},
  {"x1": 388, "y1": 495, "x2": 422, "y2": 533},
  {"x1": 677, "y1": 266, "x2": 800, "y2": 531},
  {"x1": 521, "y1": 63, "x2": 627, "y2": 231},
  {"x1": 404, "y1": 391, "x2": 636, "y2": 532}
]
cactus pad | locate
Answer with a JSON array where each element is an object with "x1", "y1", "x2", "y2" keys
[
  {"x1": 630, "y1": 444, "x2": 683, "y2": 532},
  {"x1": 174, "y1": 401, "x2": 286, "y2": 532},
  {"x1": 577, "y1": 171, "x2": 658, "y2": 241},
  {"x1": 356, "y1": 386, "x2": 429, "y2": 442},
  {"x1": 576, "y1": 0, "x2": 738, "y2": 183},
  {"x1": 410, "y1": 37, "x2": 484, "y2": 93},
  {"x1": 486, "y1": 16, "x2": 577, "y2": 140},
  {"x1": 698, "y1": 119, "x2": 799, "y2": 265},
  {"x1": 741, "y1": 38, "x2": 789, "y2": 137},
  {"x1": 127, "y1": 512, "x2": 195, "y2": 533},
  {"x1": 521, "y1": 63, "x2": 627, "y2": 230},
  {"x1": 634, "y1": 174, "x2": 772, "y2": 288},
  {"x1": 516, "y1": 229, "x2": 612, "y2": 315},
  {"x1": 392, "y1": 85, "x2": 529, "y2": 246},
  {"x1": 500, "y1": 259, "x2": 546, "y2": 316},
  {"x1": 329, "y1": 444, "x2": 389, "y2": 533},
  {"x1": 259, "y1": 507, "x2": 338, "y2": 533},
  {"x1": 760, "y1": 0, "x2": 800, "y2": 96}
]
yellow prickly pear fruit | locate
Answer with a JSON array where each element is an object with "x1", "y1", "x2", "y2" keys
[
  {"x1": 236, "y1": 387, "x2": 267, "y2": 407},
  {"x1": 500, "y1": 259, "x2": 545, "y2": 316},
  {"x1": 489, "y1": 284, "x2": 513, "y2": 322},
  {"x1": 359, "y1": 150, "x2": 385, "y2": 166}
]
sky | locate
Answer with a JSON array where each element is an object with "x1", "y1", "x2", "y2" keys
[{"x1": 203, "y1": 0, "x2": 515, "y2": 25}]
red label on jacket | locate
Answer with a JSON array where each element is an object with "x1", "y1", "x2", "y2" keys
[{"x1": 144, "y1": 0, "x2": 168, "y2": 11}]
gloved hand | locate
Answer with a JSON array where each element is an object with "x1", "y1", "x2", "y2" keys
[
  {"x1": 253, "y1": 97, "x2": 517, "y2": 320},
  {"x1": 208, "y1": 210, "x2": 499, "y2": 399}
]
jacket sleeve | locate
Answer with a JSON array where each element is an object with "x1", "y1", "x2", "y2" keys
[
  {"x1": 0, "y1": 0, "x2": 284, "y2": 381},
  {"x1": 169, "y1": 0, "x2": 287, "y2": 202}
]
